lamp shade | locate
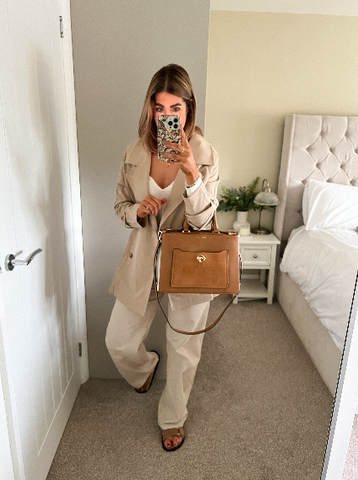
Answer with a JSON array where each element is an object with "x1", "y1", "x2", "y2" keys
[{"x1": 253, "y1": 179, "x2": 280, "y2": 206}]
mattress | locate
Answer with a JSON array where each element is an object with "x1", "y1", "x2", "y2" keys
[{"x1": 280, "y1": 227, "x2": 358, "y2": 351}]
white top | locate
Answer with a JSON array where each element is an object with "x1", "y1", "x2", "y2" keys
[
  {"x1": 149, "y1": 177, "x2": 174, "y2": 221},
  {"x1": 149, "y1": 176, "x2": 174, "y2": 200},
  {"x1": 149, "y1": 174, "x2": 202, "y2": 220}
]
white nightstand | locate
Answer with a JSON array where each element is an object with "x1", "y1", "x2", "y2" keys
[{"x1": 234, "y1": 233, "x2": 280, "y2": 304}]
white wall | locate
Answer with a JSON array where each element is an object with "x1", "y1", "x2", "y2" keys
[{"x1": 70, "y1": 0, "x2": 211, "y2": 378}]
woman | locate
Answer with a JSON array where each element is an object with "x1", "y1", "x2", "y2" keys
[{"x1": 106, "y1": 64, "x2": 219, "y2": 451}]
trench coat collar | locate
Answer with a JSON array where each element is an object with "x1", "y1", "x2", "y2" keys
[{"x1": 124, "y1": 138, "x2": 150, "y2": 197}]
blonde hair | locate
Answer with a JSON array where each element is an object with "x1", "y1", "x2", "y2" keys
[{"x1": 138, "y1": 64, "x2": 201, "y2": 153}]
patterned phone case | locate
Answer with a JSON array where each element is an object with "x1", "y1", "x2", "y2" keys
[{"x1": 157, "y1": 115, "x2": 181, "y2": 162}]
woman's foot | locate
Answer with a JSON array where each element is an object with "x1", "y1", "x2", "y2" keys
[
  {"x1": 161, "y1": 427, "x2": 185, "y2": 452},
  {"x1": 135, "y1": 351, "x2": 160, "y2": 394}
]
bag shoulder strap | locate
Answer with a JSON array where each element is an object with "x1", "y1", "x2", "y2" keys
[{"x1": 155, "y1": 285, "x2": 235, "y2": 335}]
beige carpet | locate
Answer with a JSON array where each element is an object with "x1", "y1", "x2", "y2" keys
[{"x1": 47, "y1": 297, "x2": 334, "y2": 480}]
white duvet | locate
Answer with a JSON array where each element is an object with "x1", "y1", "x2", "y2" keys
[{"x1": 280, "y1": 227, "x2": 358, "y2": 351}]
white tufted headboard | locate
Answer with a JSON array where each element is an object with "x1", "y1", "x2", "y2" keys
[{"x1": 273, "y1": 114, "x2": 358, "y2": 253}]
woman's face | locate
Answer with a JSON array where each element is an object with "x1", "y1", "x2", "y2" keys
[{"x1": 153, "y1": 91, "x2": 188, "y2": 129}]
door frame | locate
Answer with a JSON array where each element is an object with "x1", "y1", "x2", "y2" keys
[
  {"x1": 59, "y1": 0, "x2": 89, "y2": 386},
  {"x1": 0, "y1": 0, "x2": 88, "y2": 477}
]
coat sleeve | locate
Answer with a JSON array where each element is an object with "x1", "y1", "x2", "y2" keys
[
  {"x1": 183, "y1": 145, "x2": 219, "y2": 230},
  {"x1": 114, "y1": 152, "x2": 147, "y2": 229}
]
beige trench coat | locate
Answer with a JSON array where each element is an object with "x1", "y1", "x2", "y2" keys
[{"x1": 109, "y1": 132, "x2": 220, "y2": 316}]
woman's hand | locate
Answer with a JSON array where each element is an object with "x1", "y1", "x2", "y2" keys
[
  {"x1": 137, "y1": 195, "x2": 167, "y2": 219},
  {"x1": 164, "y1": 126, "x2": 200, "y2": 185}
]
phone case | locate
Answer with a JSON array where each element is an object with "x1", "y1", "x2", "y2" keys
[{"x1": 157, "y1": 115, "x2": 181, "y2": 162}]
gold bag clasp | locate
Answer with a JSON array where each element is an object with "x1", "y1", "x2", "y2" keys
[{"x1": 197, "y1": 254, "x2": 206, "y2": 263}]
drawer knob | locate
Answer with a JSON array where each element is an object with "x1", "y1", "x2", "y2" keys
[{"x1": 253, "y1": 254, "x2": 258, "y2": 259}]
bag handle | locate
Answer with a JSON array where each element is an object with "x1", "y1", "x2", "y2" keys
[{"x1": 183, "y1": 211, "x2": 220, "y2": 234}]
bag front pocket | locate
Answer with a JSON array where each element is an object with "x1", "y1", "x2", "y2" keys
[{"x1": 170, "y1": 249, "x2": 229, "y2": 289}]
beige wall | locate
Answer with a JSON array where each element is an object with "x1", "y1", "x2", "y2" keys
[
  {"x1": 205, "y1": 11, "x2": 358, "y2": 231},
  {"x1": 71, "y1": 0, "x2": 210, "y2": 378}
]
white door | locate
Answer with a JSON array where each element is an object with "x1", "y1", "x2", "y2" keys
[{"x1": 0, "y1": 0, "x2": 88, "y2": 479}]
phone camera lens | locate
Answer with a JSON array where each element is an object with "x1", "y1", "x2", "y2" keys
[
  {"x1": 174, "y1": 118, "x2": 178, "y2": 123},
  {"x1": 168, "y1": 121, "x2": 173, "y2": 126}
]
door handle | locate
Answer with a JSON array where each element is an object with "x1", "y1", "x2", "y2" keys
[{"x1": 5, "y1": 248, "x2": 42, "y2": 271}]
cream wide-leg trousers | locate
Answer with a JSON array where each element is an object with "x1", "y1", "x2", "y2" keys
[{"x1": 105, "y1": 288, "x2": 210, "y2": 430}]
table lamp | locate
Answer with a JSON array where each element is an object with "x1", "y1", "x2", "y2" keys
[{"x1": 251, "y1": 179, "x2": 280, "y2": 235}]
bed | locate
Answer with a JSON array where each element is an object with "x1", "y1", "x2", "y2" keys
[{"x1": 273, "y1": 114, "x2": 358, "y2": 396}]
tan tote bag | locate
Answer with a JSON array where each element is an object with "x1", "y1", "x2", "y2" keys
[{"x1": 154, "y1": 212, "x2": 242, "y2": 335}]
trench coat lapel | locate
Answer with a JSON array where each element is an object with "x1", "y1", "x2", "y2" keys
[
  {"x1": 127, "y1": 158, "x2": 186, "y2": 230},
  {"x1": 124, "y1": 142, "x2": 159, "y2": 231},
  {"x1": 124, "y1": 143, "x2": 150, "y2": 199}
]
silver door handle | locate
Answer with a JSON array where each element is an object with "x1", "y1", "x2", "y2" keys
[{"x1": 5, "y1": 249, "x2": 42, "y2": 271}]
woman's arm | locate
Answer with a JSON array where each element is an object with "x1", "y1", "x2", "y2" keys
[
  {"x1": 183, "y1": 158, "x2": 219, "y2": 230},
  {"x1": 114, "y1": 173, "x2": 143, "y2": 229},
  {"x1": 164, "y1": 130, "x2": 219, "y2": 230}
]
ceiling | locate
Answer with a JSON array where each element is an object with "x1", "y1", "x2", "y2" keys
[{"x1": 210, "y1": 0, "x2": 358, "y2": 16}]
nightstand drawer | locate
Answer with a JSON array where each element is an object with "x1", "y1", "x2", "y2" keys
[{"x1": 240, "y1": 246, "x2": 271, "y2": 266}]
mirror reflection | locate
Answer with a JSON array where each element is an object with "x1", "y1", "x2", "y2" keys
[{"x1": 47, "y1": 2, "x2": 358, "y2": 479}]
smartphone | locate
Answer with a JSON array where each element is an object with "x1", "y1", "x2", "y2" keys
[{"x1": 157, "y1": 115, "x2": 181, "y2": 162}]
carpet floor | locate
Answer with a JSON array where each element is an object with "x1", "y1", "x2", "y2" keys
[{"x1": 47, "y1": 297, "x2": 334, "y2": 480}]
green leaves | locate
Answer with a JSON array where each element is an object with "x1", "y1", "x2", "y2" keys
[{"x1": 217, "y1": 177, "x2": 260, "y2": 212}]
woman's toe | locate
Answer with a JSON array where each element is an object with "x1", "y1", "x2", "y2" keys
[
  {"x1": 173, "y1": 435, "x2": 182, "y2": 446},
  {"x1": 164, "y1": 438, "x2": 172, "y2": 448}
]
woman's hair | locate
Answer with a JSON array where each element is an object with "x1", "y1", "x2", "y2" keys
[{"x1": 138, "y1": 64, "x2": 201, "y2": 153}]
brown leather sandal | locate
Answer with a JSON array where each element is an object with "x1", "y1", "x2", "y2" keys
[
  {"x1": 161, "y1": 427, "x2": 185, "y2": 452},
  {"x1": 135, "y1": 351, "x2": 160, "y2": 394}
]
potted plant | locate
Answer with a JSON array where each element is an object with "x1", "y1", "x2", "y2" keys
[{"x1": 217, "y1": 177, "x2": 260, "y2": 233}]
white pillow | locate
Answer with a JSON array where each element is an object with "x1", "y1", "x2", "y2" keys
[{"x1": 304, "y1": 179, "x2": 358, "y2": 231}]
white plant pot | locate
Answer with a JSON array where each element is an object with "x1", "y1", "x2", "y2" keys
[{"x1": 233, "y1": 211, "x2": 251, "y2": 235}]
